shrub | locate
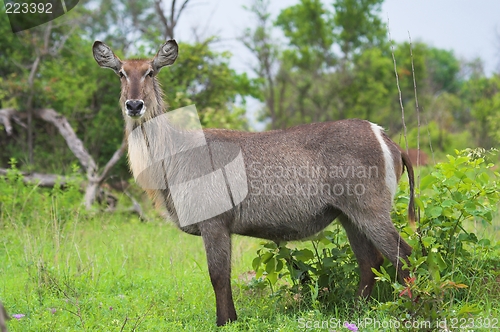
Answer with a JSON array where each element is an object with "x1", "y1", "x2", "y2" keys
[
  {"x1": 251, "y1": 148, "x2": 500, "y2": 327},
  {"x1": 376, "y1": 148, "x2": 500, "y2": 327}
]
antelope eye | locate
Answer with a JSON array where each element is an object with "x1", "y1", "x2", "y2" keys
[
  {"x1": 147, "y1": 70, "x2": 154, "y2": 77},
  {"x1": 118, "y1": 71, "x2": 125, "y2": 78}
]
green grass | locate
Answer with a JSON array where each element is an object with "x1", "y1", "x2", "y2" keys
[
  {"x1": 2, "y1": 212, "x2": 498, "y2": 331},
  {"x1": 0, "y1": 208, "x2": 333, "y2": 331},
  {"x1": 0, "y1": 213, "x2": 366, "y2": 331}
]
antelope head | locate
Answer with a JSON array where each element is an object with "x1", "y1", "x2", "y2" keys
[{"x1": 92, "y1": 40, "x2": 178, "y2": 124}]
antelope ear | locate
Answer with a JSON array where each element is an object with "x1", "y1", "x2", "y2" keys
[
  {"x1": 92, "y1": 41, "x2": 122, "y2": 73},
  {"x1": 152, "y1": 40, "x2": 178, "y2": 72}
]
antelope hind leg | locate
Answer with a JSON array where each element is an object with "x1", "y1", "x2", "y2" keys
[
  {"x1": 361, "y1": 213, "x2": 412, "y2": 284},
  {"x1": 339, "y1": 215, "x2": 385, "y2": 297}
]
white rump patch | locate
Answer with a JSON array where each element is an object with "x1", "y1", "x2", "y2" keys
[{"x1": 370, "y1": 123, "x2": 397, "y2": 199}]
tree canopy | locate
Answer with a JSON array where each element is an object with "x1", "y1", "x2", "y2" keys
[{"x1": 243, "y1": 0, "x2": 499, "y2": 155}]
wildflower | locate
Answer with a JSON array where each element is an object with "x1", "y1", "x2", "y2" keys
[
  {"x1": 399, "y1": 286, "x2": 412, "y2": 298},
  {"x1": 344, "y1": 322, "x2": 358, "y2": 331},
  {"x1": 399, "y1": 276, "x2": 416, "y2": 299},
  {"x1": 405, "y1": 276, "x2": 416, "y2": 284},
  {"x1": 12, "y1": 314, "x2": 25, "y2": 319}
]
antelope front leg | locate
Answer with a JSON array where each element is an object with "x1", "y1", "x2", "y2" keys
[{"x1": 200, "y1": 221, "x2": 237, "y2": 326}]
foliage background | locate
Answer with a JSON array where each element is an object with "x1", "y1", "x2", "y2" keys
[
  {"x1": 1, "y1": 0, "x2": 500, "y2": 174},
  {"x1": 0, "y1": 0, "x2": 499, "y2": 330}
]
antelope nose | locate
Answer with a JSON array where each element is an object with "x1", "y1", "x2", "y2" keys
[{"x1": 125, "y1": 99, "x2": 145, "y2": 117}]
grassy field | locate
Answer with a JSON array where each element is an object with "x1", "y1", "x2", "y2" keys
[
  {"x1": 0, "y1": 210, "x2": 371, "y2": 332},
  {"x1": 1, "y1": 164, "x2": 499, "y2": 331},
  {"x1": 1, "y1": 209, "x2": 499, "y2": 331}
]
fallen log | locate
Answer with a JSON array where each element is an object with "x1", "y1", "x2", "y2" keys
[{"x1": 0, "y1": 168, "x2": 72, "y2": 187}]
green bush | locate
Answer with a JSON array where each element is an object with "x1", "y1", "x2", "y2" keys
[
  {"x1": 376, "y1": 148, "x2": 500, "y2": 326},
  {"x1": 251, "y1": 148, "x2": 500, "y2": 327},
  {"x1": 251, "y1": 227, "x2": 358, "y2": 308}
]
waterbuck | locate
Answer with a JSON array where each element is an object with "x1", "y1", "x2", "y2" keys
[{"x1": 92, "y1": 39, "x2": 415, "y2": 326}]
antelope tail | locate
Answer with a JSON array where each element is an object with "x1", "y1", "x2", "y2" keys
[{"x1": 401, "y1": 150, "x2": 416, "y2": 227}]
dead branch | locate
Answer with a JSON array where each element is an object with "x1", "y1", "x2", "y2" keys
[
  {"x1": 0, "y1": 109, "x2": 27, "y2": 135},
  {"x1": 0, "y1": 108, "x2": 17, "y2": 135},
  {"x1": 154, "y1": 0, "x2": 171, "y2": 39},
  {"x1": 36, "y1": 108, "x2": 97, "y2": 173},
  {"x1": 97, "y1": 140, "x2": 127, "y2": 183},
  {"x1": 175, "y1": 0, "x2": 190, "y2": 24},
  {"x1": 50, "y1": 25, "x2": 78, "y2": 56},
  {"x1": 0, "y1": 168, "x2": 73, "y2": 187},
  {"x1": 123, "y1": 190, "x2": 147, "y2": 221},
  {"x1": 154, "y1": 0, "x2": 191, "y2": 40}
]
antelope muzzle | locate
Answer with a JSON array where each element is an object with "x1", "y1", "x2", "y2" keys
[{"x1": 125, "y1": 99, "x2": 145, "y2": 118}]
